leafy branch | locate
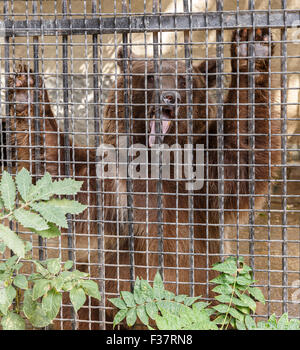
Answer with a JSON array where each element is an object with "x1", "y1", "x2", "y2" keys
[
  {"x1": 110, "y1": 257, "x2": 300, "y2": 330},
  {"x1": 0, "y1": 168, "x2": 101, "y2": 330}
]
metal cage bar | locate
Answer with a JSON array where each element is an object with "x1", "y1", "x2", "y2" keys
[{"x1": 1, "y1": 11, "x2": 300, "y2": 37}]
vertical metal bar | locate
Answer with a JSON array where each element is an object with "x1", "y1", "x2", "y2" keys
[
  {"x1": 32, "y1": 0, "x2": 44, "y2": 262},
  {"x1": 3, "y1": 0, "x2": 12, "y2": 173},
  {"x1": 248, "y1": 0, "x2": 255, "y2": 272},
  {"x1": 216, "y1": 0, "x2": 224, "y2": 261},
  {"x1": 235, "y1": 0, "x2": 241, "y2": 263},
  {"x1": 173, "y1": 0, "x2": 180, "y2": 297},
  {"x1": 92, "y1": 0, "x2": 105, "y2": 330},
  {"x1": 182, "y1": 0, "x2": 195, "y2": 296},
  {"x1": 152, "y1": 0, "x2": 164, "y2": 276},
  {"x1": 204, "y1": 0, "x2": 210, "y2": 300},
  {"x1": 281, "y1": 0, "x2": 288, "y2": 314},
  {"x1": 62, "y1": 0, "x2": 73, "y2": 259},
  {"x1": 121, "y1": 0, "x2": 135, "y2": 289},
  {"x1": 143, "y1": 0, "x2": 151, "y2": 287},
  {"x1": 62, "y1": 0, "x2": 75, "y2": 329},
  {"x1": 267, "y1": 0, "x2": 272, "y2": 319},
  {"x1": 3, "y1": 0, "x2": 15, "y2": 262}
]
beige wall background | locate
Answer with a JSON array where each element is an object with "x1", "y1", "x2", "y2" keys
[{"x1": 1, "y1": 0, "x2": 300, "y2": 321}]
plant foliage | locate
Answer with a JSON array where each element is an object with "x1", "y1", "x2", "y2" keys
[
  {"x1": 110, "y1": 257, "x2": 300, "y2": 330},
  {"x1": 0, "y1": 169, "x2": 101, "y2": 329}
]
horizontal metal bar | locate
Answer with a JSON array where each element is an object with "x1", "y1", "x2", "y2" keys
[{"x1": 1, "y1": 10, "x2": 300, "y2": 36}]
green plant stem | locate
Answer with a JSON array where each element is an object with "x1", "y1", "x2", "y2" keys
[
  {"x1": 220, "y1": 271, "x2": 238, "y2": 330},
  {"x1": 0, "y1": 201, "x2": 29, "y2": 222}
]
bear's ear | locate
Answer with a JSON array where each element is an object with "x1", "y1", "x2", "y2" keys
[
  {"x1": 117, "y1": 47, "x2": 137, "y2": 72},
  {"x1": 195, "y1": 59, "x2": 217, "y2": 87}
]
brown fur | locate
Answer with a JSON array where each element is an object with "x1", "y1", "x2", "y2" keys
[{"x1": 7, "y1": 29, "x2": 281, "y2": 329}]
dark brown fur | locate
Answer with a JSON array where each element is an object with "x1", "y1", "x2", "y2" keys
[{"x1": 7, "y1": 29, "x2": 281, "y2": 329}]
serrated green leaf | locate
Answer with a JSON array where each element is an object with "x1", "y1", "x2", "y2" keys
[
  {"x1": 212, "y1": 283, "x2": 233, "y2": 295},
  {"x1": 140, "y1": 279, "x2": 153, "y2": 302},
  {"x1": 236, "y1": 275, "x2": 253, "y2": 286},
  {"x1": 126, "y1": 307, "x2": 137, "y2": 327},
  {"x1": 212, "y1": 259, "x2": 238, "y2": 275},
  {"x1": 30, "y1": 199, "x2": 87, "y2": 229},
  {"x1": 0, "y1": 224, "x2": 25, "y2": 258},
  {"x1": 228, "y1": 307, "x2": 244, "y2": 322},
  {"x1": 49, "y1": 199, "x2": 87, "y2": 215},
  {"x1": 248, "y1": 287, "x2": 266, "y2": 304},
  {"x1": 113, "y1": 309, "x2": 127, "y2": 328},
  {"x1": 0, "y1": 287, "x2": 13, "y2": 315},
  {"x1": 32, "y1": 222, "x2": 61, "y2": 239},
  {"x1": 163, "y1": 290, "x2": 175, "y2": 301},
  {"x1": 174, "y1": 294, "x2": 187, "y2": 303},
  {"x1": 212, "y1": 304, "x2": 229, "y2": 314},
  {"x1": 137, "y1": 304, "x2": 149, "y2": 326},
  {"x1": 6, "y1": 255, "x2": 18, "y2": 267},
  {"x1": 0, "y1": 171, "x2": 16, "y2": 211},
  {"x1": 213, "y1": 314, "x2": 230, "y2": 325},
  {"x1": 63, "y1": 260, "x2": 73, "y2": 271},
  {"x1": 33, "y1": 261, "x2": 49, "y2": 277},
  {"x1": 109, "y1": 297, "x2": 128, "y2": 310},
  {"x1": 42, "y1": 288, "x2": 62, "y2": 320},
  {"x1": 157, "y1": 300, "x2": 192, "y2": 318},
  {"x1": 133, "y1": 278, "x2": 145, "y2": 305},
  {"x1": 239, "y1": 293, "x2": 257, "y2": 312},
  {"x1": 51, "y1": 275, "x2": 64, "y2": 291},
  {"x1": 277, "y1": 313, "x2": 289, "y2": 330},
  {"x1": 28, "y1": 305, "x2": 52, "y2": 328},
  {"x1": 245, "y1": 315, "x2": 257, "y2": 329},
  {"x1": 153, "y1": 272, "x2": 164, "y2": 300},
  {"x1": 236, "y1": 305, "x2": 251, "y2": 315},
  {"x1": 16, "y1": 168, "x2": 32, "y2": 202},
  {"x1": 236, "y1": 319, "x2": 247, "y2": 330},
  {"x1": 238, "y1": 264, "x2": 252, "y2": 275},
  {"x1": 22, "y1": 290, "x2": 36, "y2": 319},
  {"x1": 51, "y1": 178, "x2": 84, "y2": 195},
  {"x1": 6, "y1": 285, "x2": 16, "y2": 301},
  {"x1": 13, "y1": 274, "x2": 28, "y2": 290},
  {"x1": 46, "y1": 258, "x2": 61, "y2": 275},
  {"x1": 30, "y1": 202, "x2": 68, "y2": 228},
  {"x1": 27, "y1": 172, "x2": 53, "y2": 201},
  {"x1": 80, "y1": 279, "x2": 101, "y2": 300},
  {"x1": 155, "y1": 314, "x2": 172, "y2": 330},
  {"x1": 70, "y1": 286, "x2": 86, "y2": 313},
  {"x1": 1, "y1": 311, "x2": 25, "y2": 330},
  {"x1": 145, "y1": 301, "x2": 158, "y2": 320},
  {"x1": 120, "y1": 291, "x2": 136, "y2": 308},
  {"x1": 214, "y1": 294, "x2": 247, "y2": 307},
  {"x1": 32, "y1": 279, "x2": 51, "y2": 300},
  {"x1": 287, "y1": 319, "x2": 300, "y2": 330},
  {"x1": 192, "y1": 302, "x2": 210, "y2": 311},
  {"x1": 14, "y1": 208, "x2": 49, "y2": 231},
  {"x1": 184, "y1": 296, "x2": 201, "y2": 306}
]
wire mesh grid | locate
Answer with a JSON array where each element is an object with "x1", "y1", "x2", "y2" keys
[{"x1": 0, "y1": 0, "x2": 300, "y2": 330}]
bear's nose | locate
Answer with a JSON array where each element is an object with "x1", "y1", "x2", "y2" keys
[{"x1": 161, "y1": 91, "x2": 181, "y2": 106}]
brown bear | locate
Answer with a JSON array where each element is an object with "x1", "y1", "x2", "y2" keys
[{"x1": 7, "y1": 28, "x2": 281, "y2": 329}]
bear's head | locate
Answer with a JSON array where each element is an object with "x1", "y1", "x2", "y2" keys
[{"x1": 104, "y1": 47, "x2": 216, "y2": 148}]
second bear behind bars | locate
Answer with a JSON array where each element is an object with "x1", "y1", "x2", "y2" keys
[{"x1": 7, "y1": 28, "x2": 281, "y2": 329}]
